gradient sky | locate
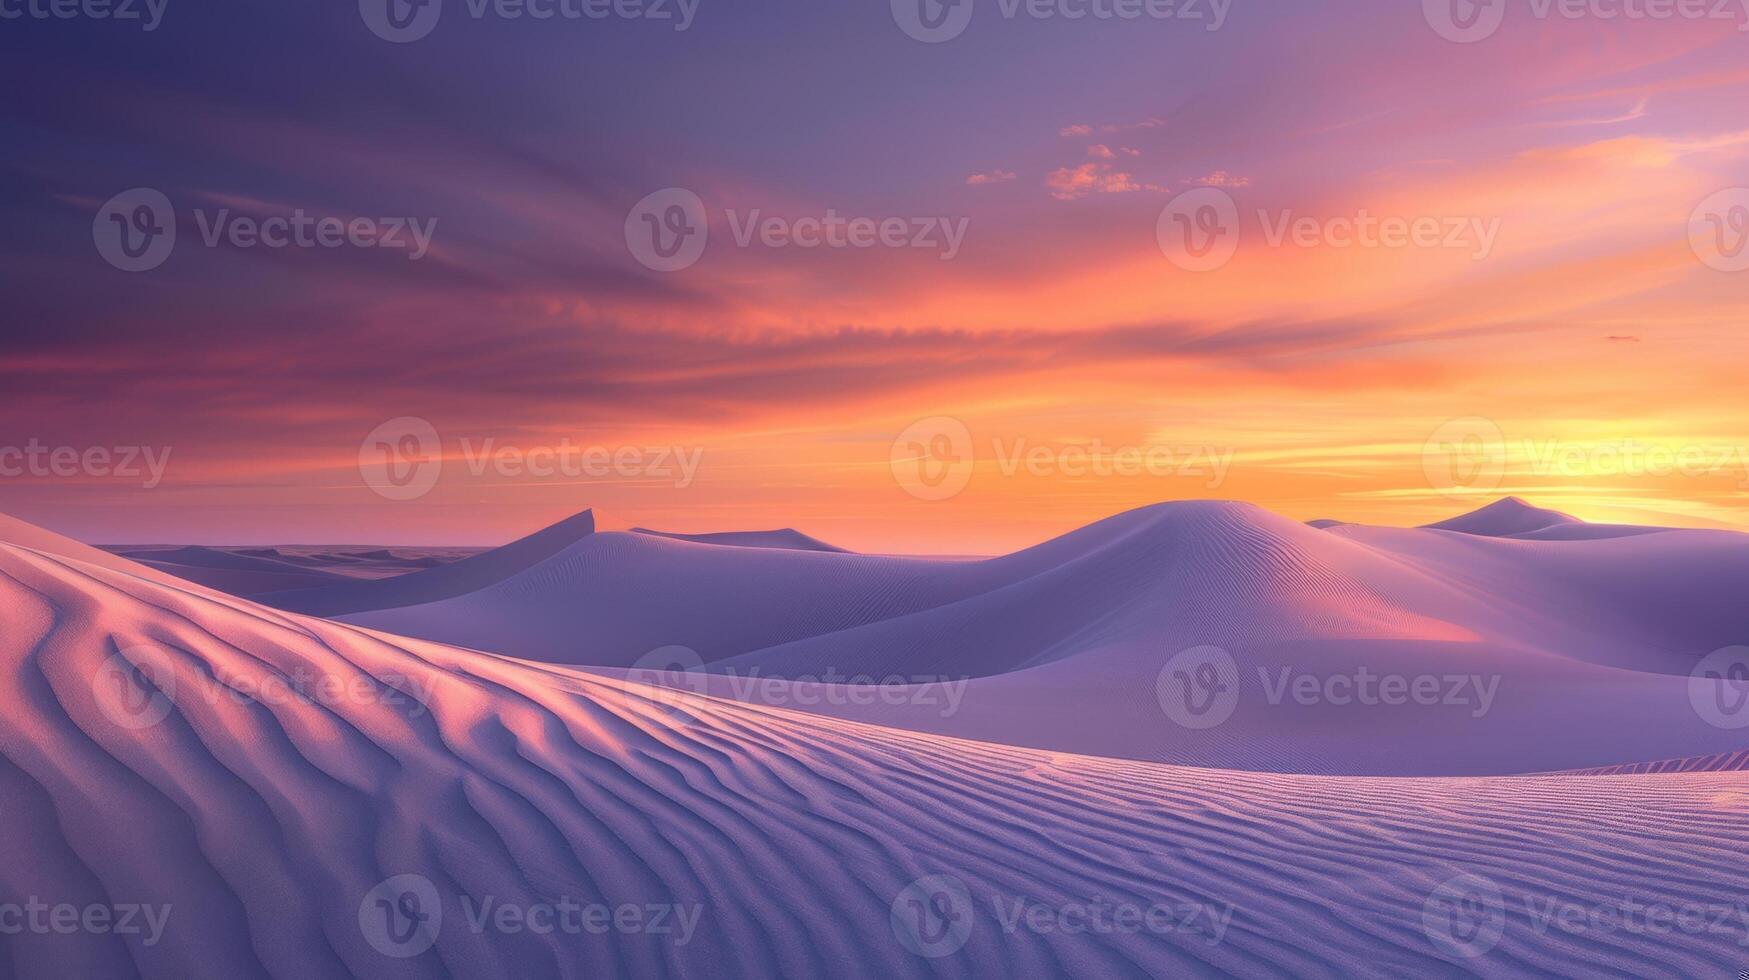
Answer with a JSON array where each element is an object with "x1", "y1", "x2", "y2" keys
[{"x1": 2, "y1": 0, "x2": 1747, "y2": 552}]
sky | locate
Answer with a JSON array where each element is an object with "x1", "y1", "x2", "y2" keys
[{"x1": 1, "y1": 0, "x2": 1747, "y2": 553}]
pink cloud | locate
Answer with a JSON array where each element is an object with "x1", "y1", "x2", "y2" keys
[
  {"x1": 1060, "y1": 124, "x2": 1093, "y2": 137},
  {"x1": 1192, "y1": 170, "x2": 1253, "y2": 188},
  {"x1": 1046, "y1": 163, "x2": 1142, "y2": 200},
  {"x1": 966, "y1": 170, "x2": 1019, "y2": 185}
]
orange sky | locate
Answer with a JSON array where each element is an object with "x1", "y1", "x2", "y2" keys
[{"x1": 5, "y1": 4, "x2": 1748, "y2": 552}]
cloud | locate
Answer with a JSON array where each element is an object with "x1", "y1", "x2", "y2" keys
[
  {"x1": 1045, "y1": 163, "x2": 1142, "y2": 200},
  {"x1": 1191, "y1": 170, "x2": 1252, "y2": 188},
  {"x1": 966, "y1": 170, "x2": 1018, "y2": 185},
  {"x1": 1060, "y1": 118, "x2": 1164, "y2": 139}
]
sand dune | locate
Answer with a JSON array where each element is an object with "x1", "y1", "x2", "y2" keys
[
  {"x1": 1420, "y1": 496, "x2": 1578, "y2": 537},
  {"x1": 257, "y1": 510, "x2": 597, "y2": 617},
  {"x1": 342, "y1": 500, "x2": 1749, "y2": 775},
  {"x1": 109, "y1": 546, "x2": 355, "y2": 596},
  {"x1": 629, "y1": 527, "x2": 848, "y2": 553},
  {"x1": 105, "y1": 545, "x2": 475, "y2": 594},
  {"x1": 0, "y1": 513, "x2": 198, "y2": 591},
  {"x1": 0, "y1": 535, "x2": 1744, "y2": 978}
]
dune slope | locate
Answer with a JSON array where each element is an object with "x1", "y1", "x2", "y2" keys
[{"x1": 0, "y1": 540, "x2": 1744, "y2": 979}]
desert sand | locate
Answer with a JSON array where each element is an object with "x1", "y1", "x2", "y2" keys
[{"x1": 1, "y1": 502, "x2": 1745, "y2": 978}]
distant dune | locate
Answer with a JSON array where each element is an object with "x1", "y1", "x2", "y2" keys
[
  {"x1": 338, "y1": 498, "x2": 1749, "y2": 775},
  {"x1": 254, "y1": 509, "x2": 598, "y2": 617},
  {"x1": 0, "y1": 520, "x2": 1744, "y2": 978},
  {"x1": 630, "y1": 527, "x2": 848, "y2": 553},
  {"x1": 1420, "y1": 496, "x2": 1579, "y2": 536}
]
